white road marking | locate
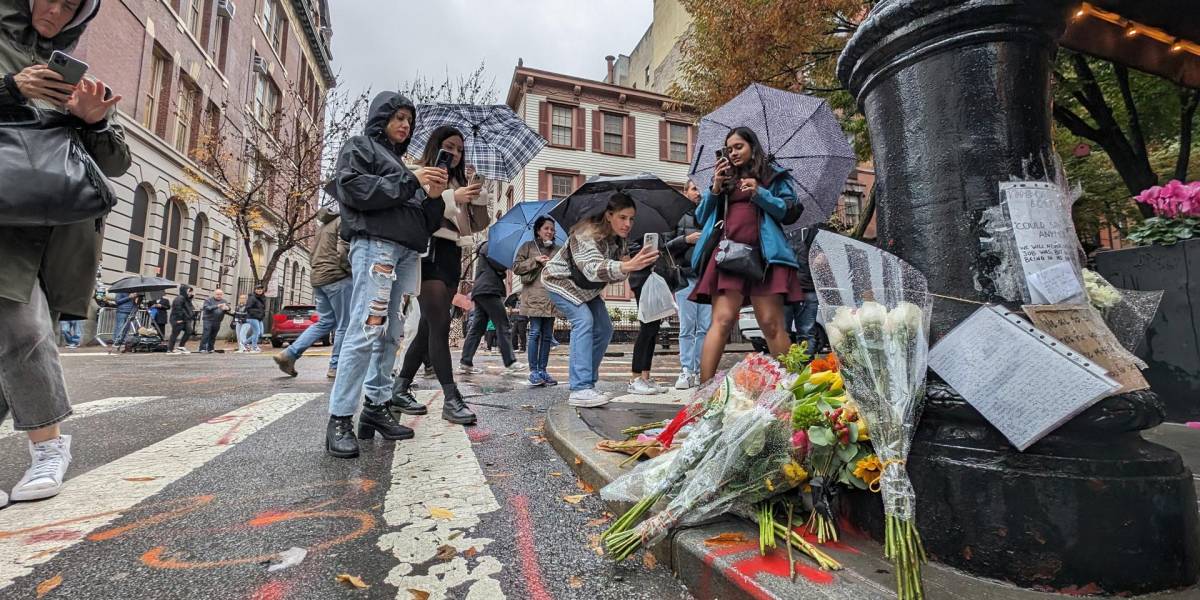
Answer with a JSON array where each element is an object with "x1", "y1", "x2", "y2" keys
[
  {"x1": 377, "y1": 390, "x2": 504, "y2": 599},
  {"x1": 0, "y1": 397, "x2": 165, "y2": 441},
  {"x1": 0, "y1": 392, "x2": 318, "y2": 590}
]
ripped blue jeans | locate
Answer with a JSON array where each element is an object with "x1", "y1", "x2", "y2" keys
[{"x1": 328, "y1": 237, "x2": 420, "y2": 417}]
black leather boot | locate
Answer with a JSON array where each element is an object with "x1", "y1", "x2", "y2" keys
[
  {"x1": 389, "y1": 378, "x2": 428, "y2": 416},
  {"x1": 325, "y1": 416, "x2": 359, "y2": 458},
  {"x1": 357, "y1": 402, "x2": 415, "y2": 440},
  {"x1": 441, "y1": 386, "x2": 477, "y2": 425}
]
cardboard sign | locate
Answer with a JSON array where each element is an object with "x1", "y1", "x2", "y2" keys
[
  {"x1": 1000, "y1": 181, "x2": 1085, "y2": 305},
  {"x1": 930, "y1": 305, "x2": 1120, "y2": 451},
  {"x1": 1022, "y1": 304, "x2": 1150, "y2": 394}
]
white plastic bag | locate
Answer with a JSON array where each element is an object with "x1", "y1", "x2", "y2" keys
[{"x1": 637, "y1": 273, "x2": 677, "y2": 323}]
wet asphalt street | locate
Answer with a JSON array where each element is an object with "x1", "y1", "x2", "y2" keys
[{"x1": 0, "y1": 346, "x2": 693, "y2": 600}]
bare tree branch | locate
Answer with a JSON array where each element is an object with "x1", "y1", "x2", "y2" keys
[{"x1": 1177, "y1": 89, "x2": 1200, "y2": 180}]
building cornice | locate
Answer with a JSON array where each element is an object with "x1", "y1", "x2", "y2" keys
[
  {"x1": 289, "y1": 0, "x2": 335, "y2": 87},
  {"x1": 506, "y1": 65, "x2": 695, "y2": 117}
]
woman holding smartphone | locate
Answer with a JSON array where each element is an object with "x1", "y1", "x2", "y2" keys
[
  {"x1": 544, "y1": 193, "x2": 659, "y2": 407},
  {"x1": 391, "y1": 125, "x2": 490, "y2": 426},
  {"x1": 691, "y1": 127, "x2": 804, "y2": 383},
  {"x1": 512, "y1": 216, "x2": 561, "y2": 387}
]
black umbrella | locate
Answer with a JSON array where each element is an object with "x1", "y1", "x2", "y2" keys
[
  {"x1": 548, "y1": 174, "x2": 693, "y2": 242},
  {"x1": 108, "y1": 275, "x2": 177, "y2": 294}
]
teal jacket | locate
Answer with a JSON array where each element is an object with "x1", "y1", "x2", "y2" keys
[{"x1": 691, "y1": 167, "x2": 801, "y2": 273}]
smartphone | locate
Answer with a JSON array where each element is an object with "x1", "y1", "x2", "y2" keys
[
  {"x1": 434, "y1": 149, "x2": 454, "y2": 170},
  {"x1": 465, "y1": 164, "x2": 480, "y2": 185},
  {"x1": 48, "y1": 50, "x2": 88, "y2": 86},
  {"x1": 643, "y1": 232, "x2": 659, "y2": 250},
  {"x1": 714, "y1": 148, "x2": 729, "y2": 164}
]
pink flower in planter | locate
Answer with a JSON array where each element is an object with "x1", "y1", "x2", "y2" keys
[{"x1": 1136, "y1": 180, "x2": 1200, "y2": 218}]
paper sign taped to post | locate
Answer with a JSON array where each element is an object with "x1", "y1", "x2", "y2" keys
[
  {"x1": 1001, "y1": 181, "x2": 1085, "y2": 305},
  {"x1": 1022, "y1": 304, "x2": 1149, "y2": 394},
  {"x1": 929, "y1": 305, "x2": 1120, "y2": 451}
]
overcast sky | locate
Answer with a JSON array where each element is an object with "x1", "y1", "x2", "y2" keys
[{"x1": 327, "y1": 1, "x2": 654, "y2": 102}]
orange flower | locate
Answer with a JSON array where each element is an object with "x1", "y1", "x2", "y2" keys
[{"x1": 810, "y1": 353, "x2": 840, "y2": 374}]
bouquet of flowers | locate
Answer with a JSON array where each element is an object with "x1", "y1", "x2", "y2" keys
[
  {"x1": 811, "y1": 231, "x2": 933, "y2": 600},
  {"x1": 1129, "y1": 180, "x2": 1200, "y2": 246}
]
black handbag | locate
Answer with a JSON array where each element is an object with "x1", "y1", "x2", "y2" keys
[
  {"x1": 657, "y1": 246, "x2": 687, "y2": 292},
  {"x1": 0, "y1": 107, "x2": 116, "y2": 226},
  {"x1": 716, "y1": 239, "x2": 766, "y2": 281}
]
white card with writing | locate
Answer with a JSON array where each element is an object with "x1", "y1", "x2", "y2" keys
[
  {"x1": 929, "y1": 305, "x2": 1120, "y2": 451},
  {"x1": 1027, "y1": 262, "x2": 1085, "y2": 305},
  {"x1": 1001, "y1": 181, "x2": 1085, "y2": 305}
]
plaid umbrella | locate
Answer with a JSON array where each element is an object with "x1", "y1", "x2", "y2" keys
[
  {"x1": 548, "y1": 174, "x2": 693, "y2": 242},
  {"x1": 408, "y1": 104, "x2": 546, "y2": 182},
  {"x1": 689, "y1": 83, "x2": 856, "y2": 231}
]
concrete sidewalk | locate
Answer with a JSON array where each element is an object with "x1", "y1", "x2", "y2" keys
[{"x1": 547, "y1": 396, "x2": 1200, "y2": 600}]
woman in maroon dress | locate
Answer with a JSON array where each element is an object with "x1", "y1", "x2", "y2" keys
[{"x1": 690, "y1": 127, "x2": 804, "y2": 382}]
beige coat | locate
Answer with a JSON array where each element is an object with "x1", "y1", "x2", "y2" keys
[{"x1": 513, "y1": 239, "x2": 559, "y2": 317}]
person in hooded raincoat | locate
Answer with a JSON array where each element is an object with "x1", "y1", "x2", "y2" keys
[
  {"x1": 0, "y1": 0, "x2": 130, "y2": 504},
  {"x1": 322, "y1": 91, "x2": 444, "y2": 459},
  {"x1": 168, "y1": 284, "x2": 196, "y2": 353}
]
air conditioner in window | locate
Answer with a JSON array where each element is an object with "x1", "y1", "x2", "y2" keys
[
  {"x1": 216, "y1": 0, "x2": 236, "y2": 19},
  {"x1": 251, "y1": 55, "x2": 269, "y2": 75}
]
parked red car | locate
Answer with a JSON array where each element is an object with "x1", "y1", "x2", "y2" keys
[{"x1": 269, "y1": 304, "x2": 330, "y2": 348}]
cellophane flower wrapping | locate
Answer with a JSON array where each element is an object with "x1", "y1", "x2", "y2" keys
[{"x1": 809, "y1": 231, "x2": 931, "y2": 598}]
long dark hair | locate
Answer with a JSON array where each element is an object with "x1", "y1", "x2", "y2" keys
[
  {"x1": 726, "y1": 127, "x2": 772, "y2": 183},
  {"x1": 532, "y1": 215, "x2": 557, "y2": 242},
  {"x1": 419, "y1": 125, "x2": 467, "y2": 187},
  {"x1": 571, "y1": 192, "x2": 636, "y2": 241}
]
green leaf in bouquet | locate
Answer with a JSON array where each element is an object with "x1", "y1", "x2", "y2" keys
[
  {"x1": 808, "y1": 426, "x2": 835, "y2": 447},
  {"x1": 846, "y1": 468, "x2": 870, "y2": 490},
  {"x1": 816, "y1": 399, "x2": 834, "y2": 415},
  {"x1": 847, "y1": 422, "x2": 860, "y2": 445},
  {"x1": 837, "y1": 442, "x2": 860, "y2": 464},
  {"x1": 836, "y1": 468, "x2": 854, "y2": 486}
]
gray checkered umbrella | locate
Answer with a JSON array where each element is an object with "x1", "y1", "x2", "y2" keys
[
  {"x1": 408, "y1": 104, "x2": 546, "y2": 182},
  {"x1": 689, "y1": 83, "x2": 856, "y2": 231}
]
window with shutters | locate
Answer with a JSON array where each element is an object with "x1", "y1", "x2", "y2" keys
[
  {"x1": 550, "y1": 105, "x2": 573, "y2": 147},
  {"x1": 125, "y1": 185, "x2": 154, "y2": 274},
  {"x1": 668, "y1": 123, "x2": 690, "y2": 162},
  {"x1": 551, "y1": 174, "x2": 575, "y2": 198},
  {"x1": 143, "y1": 51, "x2": 169, "y2": 133},
  {"x1": 188, "y1": 213, "x2": 209, "y2": 286},
  {"x1": 602, "y1": 113, "x2": 624, "y2": 154},
  {"x1": 173, "y1": 79, "x2": 198, "y2": 155},
  {"x1": 158, "y1": 200, "x2": 186, "y2": 281}
]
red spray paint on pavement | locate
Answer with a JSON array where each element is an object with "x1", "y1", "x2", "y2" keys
[
  {"x1": 248, "y1": 580, "x2": 291, "y2": 600},
  {"x1": 509, "y1": 495, "x2": 552, "y2": 600}
]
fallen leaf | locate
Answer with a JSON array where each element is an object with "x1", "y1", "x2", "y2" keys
[
  {"x1": 435, "y1": 545, "x2": 457, "y2": 561},
  {"x1": 574, "y1": 457, "x2": 583, "y2": 465},
  {"x1": 549, "y1": 472, "x2": 563, "y2": 477},
  {"x1": 122, "y1": 476, "x2": 158, "y2": 482},
  {"x1": 428, "y1": 507, "x2": 455, "y2": 520},
  {"x1": 448, "y1": 531, "x2": 464, "y2": 540},
  {"x1": 576, "y1": 480, "x2": 595, "y2": 494},
  {"x1": 336, "y1": 573, "x2": 370, "y2": 589},
  {"x1": 520, "y1": 404, "x2": 535, "y2": 409},
  {"x1": 586, "y1": 516, "x2": 611, "y2": 528},
  {"x1": 568, "y1": 574, "x2": 584, "y2": 589},
  {"x1": 525, "y1": 426, "x2": 543, "y2": 432},
  {"x1": 529, "y1": 435, "x2": 546, "y2": 444},
  {"x1": 35, "y1": 574, "x2": 62, "y2": 598},
  {"x1": 704, "y1": 532, "x2": 751, "y2": 547},
  {"x1": 464, "y1": 547, "x2": 478, "y2": 558},
  {"x1": 643, "y1": 552, "x2": 658, "y2": 569},
  {"x1": 588, "y1": 533, "x2": 604, "y2": 556},
  {"x1": 488, "y1": 472, "x2": 513, "y2": 478},
  {"x1": 408, "y1": 589, "x2": 431, "y2": 600},
  {"x1": 563, "y1": 494, "x2": 587, "y2": 504}
]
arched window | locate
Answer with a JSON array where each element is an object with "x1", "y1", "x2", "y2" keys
[
  {"x1": 188, "y1": 213, "x2": 209, "y2": 286},
  {"x1": 158, "y1": 199, "x2": 186, "y2": 281},
  {"x1": 291, "y1": 262, "x2": 300, "y2": 303},
  {"x1": 282, "y1": 259, "x2": 291, "y2": 302},
  {"x1": 125, "y1": 184, "x2": 154, "y2": 273}
]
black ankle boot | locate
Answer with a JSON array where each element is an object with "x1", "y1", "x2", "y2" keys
[
  {"x1": 441, "y1": 387, "x2": 477, "y2": 425},
  {"x1": 358, "y1": 402, "x2": 415, "y2": 440},
  {"x1": 326, "y1": 416, "x2": 359, "y2": 458},
  {"x1": 389, "y1": 379, "x2": 428, "y2": 416}
]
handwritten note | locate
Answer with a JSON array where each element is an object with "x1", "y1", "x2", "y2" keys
[
  {"x1": 1022, "y1": 304, "x2": 1149, "y2": 394},
  {"x1": 929, "y1": 305, "x2": 1120, "y2": 451},
  {"x1": 1001, "y1": 181, "x2": 1085, "y2": 305}
]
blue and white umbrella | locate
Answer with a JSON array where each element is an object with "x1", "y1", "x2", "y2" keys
[
  {"x1": 486, "y1": 200, "x2": 567, "y2": 269},
  {"x1": 689, "y1": 83, "x2": 856, "y2": 231},
  {"x1": 409, "y1": 104, "x2": 546, "y2": 182}
]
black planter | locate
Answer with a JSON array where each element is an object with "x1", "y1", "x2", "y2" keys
[
  {"x1": 838, "y1": 0, "x2": 1199, "y2": 593},
  {"x1": 1095, "y1": 239, "x2": 1200, "y2": 422}
]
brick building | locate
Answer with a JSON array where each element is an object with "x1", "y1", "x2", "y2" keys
[{"x1": 72, "y1": 0, "x2": 334, "y2": 314}]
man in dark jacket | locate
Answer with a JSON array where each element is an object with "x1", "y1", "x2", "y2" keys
[
  {"x1": 786, "y1": 225, "x2": 821, "y2": 353},
  {"x1": 458, "y1": 242, "x2": 524, "y2": 376},
  {"x1": 112, "y1": 291, "x2": 138, "y2": 346},
  {"x1": 168, "y1": 284, "x2": 196, "y2": 353},
  {"x1": 666, "y1": 181, "x2": 712, "y2": 389},
  {"x1": 274, "y1": 208, "x2": 351, "y2": 378},
  {"x1": 152, "y1": 295, "x2": 170, "y2": 337},
  {"x1": 242, "y1": 285, "x2": 267, "y2": 352},
  {"x1": 198, "y1": 289, "x2": 230, "y2": 353},
  {"x1": 322, "y1": 91, "x2": 446, "y2": 458}
]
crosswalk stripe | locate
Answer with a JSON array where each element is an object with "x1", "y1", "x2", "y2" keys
[
  {"x1": 0, "y1": 397, "x2": 165, "y2": 441},
  {"x1": 0, "y1": 392, "x2": 319, "y2": 590},
  {"x1": 376, "y1": 390, "x2": 505, "y2": 598}
]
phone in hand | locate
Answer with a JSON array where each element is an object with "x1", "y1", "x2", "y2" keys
[
  {"x1": 643, "y1": 232, "x2": 659, "y2": 251},
  {"x1": 48, "y1": 50, "x2": 88, "y2": 86},
  {"x1": 465, "y1": 164, "x2": 479, "y2": 185},
  {"x1": 714, "y1": 148, "x2": 730, "y2": 165},
  {"x1": 434, "y1": 149, "x2": 454, "y2": 171}
]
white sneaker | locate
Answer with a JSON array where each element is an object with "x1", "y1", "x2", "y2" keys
[
  {"x1": 11, "y1": 435, "x2": 72, "y2": 502},
  {"x1": 627, "y1": 378, "x2": 660, "y2": 395},
  {"x1": 503, "y1": 361, "x2": 527, "y2": 376},
  {"x1": 457, "y1": 363, "x2": 484, "y2": 375},
  {"x1": 235, "y1": 347, "x2": 247, "y2": 354},
  {"x1": 568, "y1": 389, "x2": 610, "y2": 407},
  {"x1": 250, "y1": 348, "x2": 262, "y2": 354},
  {"x1": 0, "y1": 488, "x2": 7, "y2": 506},
  {"x1": 675, "y1": 371, "x2": 693, "y2": 390},
  {"x1": 651, "y1": 380, "x2": 669, "y2": 393}
]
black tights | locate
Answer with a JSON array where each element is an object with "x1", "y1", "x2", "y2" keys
[{"x1": 399, "y1": 280, "x2": 455, "y2": 385}]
